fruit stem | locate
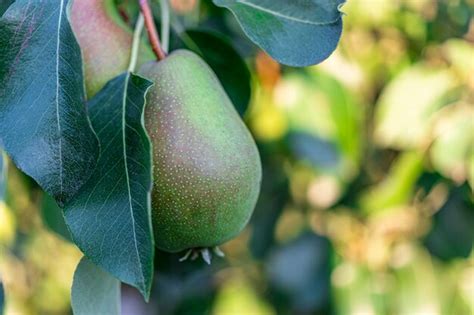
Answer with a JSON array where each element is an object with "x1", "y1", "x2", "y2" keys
[
  {"x1": 139, "y1": 0, "x2": 167, "y2": 61},
  {"x1": 128, "y1": 13, "x2": 145, "y2": 72},
  {"x1": 159, "y1": 0, "x2": 170, "y2": 54}
]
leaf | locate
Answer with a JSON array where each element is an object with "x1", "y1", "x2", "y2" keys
[
  {"x1": 174, "y1": 29, "x2": 251, "y2": 116},
  {"x1": 0, "y1": 0, "x2": 14, "y2": 16},
  {"x1": 213, "y1": 0, "x2": 345, "y2": 66},
  {"x1": 64, "y1": 73, "x2": 154, "y2": 299},
  {"x1": 0, "y1": 0, "x2": 99, "y2": 206},
  {"x1": 41, "y1": 192, "x2": 72, "y2": 242},
  {"x1": 72, "y1": 257, "x2": 121, "y2": 315}
]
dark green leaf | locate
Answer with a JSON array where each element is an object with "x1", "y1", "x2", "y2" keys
[
  {"x1": 65, "y1": 73, "x2": 154, "y2": 299},
  {"x1": 213, "y1": 0, "x2": 345, "y2": 66},
  {"x1": 41, "y1": 193, "x2": 72, "y2": 242},
  {"x1": 72, "y1": 257, "x2": 121, "y2": 315},
  {"x1": 0, "y1": 0, "x2": 14, "y2": 16},
  {"x1": 424, "y1": 184, "x2": 474, "y2": 261},
  {"x1": 427, "y1": 0, "x2": 472, "y2": 41},
  {"x1": 178, "y1": 29, "x2": 251, "y2": 116},
  {"x1": 0, "y1": 0, "x2": 99, "y2": 206}
]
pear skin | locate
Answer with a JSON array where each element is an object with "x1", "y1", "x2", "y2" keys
[
  {"x1": 70, "y1": 0, "x2": 153, "y2": 98},
  {"x1": 140, "y1": 50, "x2": 262, "y2": 253}
]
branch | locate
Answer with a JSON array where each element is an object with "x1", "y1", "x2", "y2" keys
[{"x1": 139, "y1": 0, "x2": 166, "y2": 61}]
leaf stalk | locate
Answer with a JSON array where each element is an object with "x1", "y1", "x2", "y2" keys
[{"x1": 128, "y1": 13, "x2": 145, "y2": 72}]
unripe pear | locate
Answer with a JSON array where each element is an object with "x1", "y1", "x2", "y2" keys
[
  {"x1": 70, "y1": 0, "x2": 153, "y2": 98},
  {"x1": 140, "y1": 50, "x2": 262, "y2": 254}
]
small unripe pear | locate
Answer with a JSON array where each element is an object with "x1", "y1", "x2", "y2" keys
[
  {"x1": 70, "y1": 0, "x2": 153, "y2": 98},
  {"x1": 140, "y1": 50, "x2": 262, "y2": 254}
]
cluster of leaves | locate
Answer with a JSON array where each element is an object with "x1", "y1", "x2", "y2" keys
[{"x1": 0, "y1": 0, "x2": 345, "y2": 313}]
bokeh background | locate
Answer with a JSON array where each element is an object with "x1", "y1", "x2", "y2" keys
[{"x1": 1, "y1": 0, "x2": 473, "y2": 314}]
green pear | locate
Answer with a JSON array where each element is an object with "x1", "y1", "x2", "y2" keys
[
  {"x1": 140, "y1": 50, "x2": 262, "y2": 255},
  {"x1": 70, "y1": 0, "x2": 153, "y2": 98}
]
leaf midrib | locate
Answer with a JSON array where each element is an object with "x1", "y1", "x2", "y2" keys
[
  {"x1": 235, "y1": 0, "x2": 341, "y2": 26},
  {"x1": 55, "y1": 0, "x2": 64, "y2": 198},
  {"x1": 121, "y1": 72, "x2": 146, "y2": 291}
]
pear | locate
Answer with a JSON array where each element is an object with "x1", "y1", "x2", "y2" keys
[
  {"x1": 70, "y1": 0, "x2": 153, "y2": 98},
  {"x1": 140, "y1": 50, "x2": 262, "y2": 255}
]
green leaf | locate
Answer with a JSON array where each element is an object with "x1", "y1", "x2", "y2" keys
[
  {"x1": 213, "y1": 0, "x2": 345, "y2": 66},
  {"x1": 72, "y1": 257, "x2": 121, "y2": 315},
  {"x1": 0, "y1": 0, "x2": 99, "y2": 206},
  {"x1": 64, "y1": 73, "x2": 154, "y2": 299},
  {"x1": 0, "y1": 0, "x2": 14, "y2": 16},
  {"x1": 177, "y1": 29, "x2": 251, "y2": 116},
  {"x1": 41, "y1": 193, "x2": 72, "y2": 242}
]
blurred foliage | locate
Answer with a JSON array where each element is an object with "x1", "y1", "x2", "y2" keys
[{"x1": 1, "y1": 0, "x2": 474, "y2": 314}]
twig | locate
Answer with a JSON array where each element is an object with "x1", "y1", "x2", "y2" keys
[{"x1": 139, "y1": 0, "x2": 166, "y2": 61}]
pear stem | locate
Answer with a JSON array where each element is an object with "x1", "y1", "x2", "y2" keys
[
  {"x1": 159, "y1": 0, "x2": 170, "y2": 53},
  {"x1": 128, "y1": 13, "x2": 144, "y2": 72},
  {"x1": 139, "y1": 0, "x2": 167, "y2": 61}
]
